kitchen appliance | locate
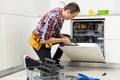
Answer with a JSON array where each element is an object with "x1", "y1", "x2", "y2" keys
[{"x1": 68, "y1": 18, "x2": 105, "y2": 62}]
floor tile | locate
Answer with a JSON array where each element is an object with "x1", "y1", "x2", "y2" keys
[{"x1": 1, "y1": 67, "x2": 120, "y2": 80}]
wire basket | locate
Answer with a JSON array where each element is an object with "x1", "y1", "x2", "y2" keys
[
  {"x1": 26, "y1": 67, "x2": 79, "y2": 80},
  {"x1": 25, "y1": 58, "x2": 79, "y2": 80}
]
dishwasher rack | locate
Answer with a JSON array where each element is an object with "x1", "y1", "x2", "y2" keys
[{"x1": 25, "y1": 58, "x2": 79, "y2": 80}]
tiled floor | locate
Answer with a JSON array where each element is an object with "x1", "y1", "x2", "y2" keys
[
  {"x1": 0, "y1": 70, "x2": 27, "y2": 80},
  {"x1": 0, "y1": 66, "x2": 120, "y2": 80},
  {"x1": 72, "y1": 67, "x2": 120, "y2": 80}
]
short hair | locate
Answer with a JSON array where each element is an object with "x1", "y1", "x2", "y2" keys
[{"x1": 64, "y1": 2, "x2": 80, "y2": 14}]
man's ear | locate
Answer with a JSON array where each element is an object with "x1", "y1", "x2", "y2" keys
[{"x1": 66, "y1": 10, "x2": 71, "y2": 14}]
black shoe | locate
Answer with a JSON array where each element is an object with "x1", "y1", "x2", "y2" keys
[
  {"x1": 23, "y1": 55, "x2": 34, "y2": 70},
  {"x1": 23, "y1": 55, "x2": 41, "y2": 70}
]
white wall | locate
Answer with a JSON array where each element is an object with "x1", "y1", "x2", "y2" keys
[
  {"x1": 114, "y1": 0, "x2": 120, "y2": 14},
  {"x1": 50, "y1": 0, "x2": 116, "y2": 15},
  {"x1": 3, "y1": 0, "x2": 50, "y2": 16},
  {"x1": 0, "y1": 0, "x2": 3, "y2": 12},
  {"x1": 0, "y1": 0, "x2": 50, "y2": 71}
]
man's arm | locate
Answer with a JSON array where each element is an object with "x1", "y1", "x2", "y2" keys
[{"x1": 40, "y1": 37, "x2": 71, "y2": 44}]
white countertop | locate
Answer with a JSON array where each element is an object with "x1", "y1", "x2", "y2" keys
[{"x1": 77, "y1": 14, "x2": 120, "y2": 17}]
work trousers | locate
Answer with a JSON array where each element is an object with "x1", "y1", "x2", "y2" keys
[
  {"x1": 34, "y1": 44, "x2": 63, "y2": 64},
  {"x1": 34, "y1": 34, "x2": 70, "y2": 64}
]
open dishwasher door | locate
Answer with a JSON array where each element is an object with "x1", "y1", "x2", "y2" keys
[{"x1": 60, "y1": 43, "x2": 105, "y2": 62}]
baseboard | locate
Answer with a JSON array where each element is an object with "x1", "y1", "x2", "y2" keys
[
  {"x1": 0, "y1": 64, "x2": 24, "y2": 78},
  {"x1": 60, "y1": 60, "x2": 120, "y2": 69}
]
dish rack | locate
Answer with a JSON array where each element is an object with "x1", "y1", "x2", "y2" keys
[{"x1": 25, "y1": 58, "x2": 79, "y2": 80}]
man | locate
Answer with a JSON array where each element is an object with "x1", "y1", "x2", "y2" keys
[{"x1": 24, "y1": 2, "x2": 80, "y2": 69}]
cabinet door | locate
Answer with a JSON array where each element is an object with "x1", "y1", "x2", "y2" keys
[
  {"x1": 105, "y1": 40, "x2": 120, "y2": 63},
  {"x1": 3, "y1": 15, "x2": 24, "y2": 69},
  {"x1": 2, "y1": 14, "x2": 38, "y2": 69},
  {"x1": 105, "y1": 16, "x2": 120, "y2": 39},
  {"x1": 104, "y1": 16, "x2": 120, "y2": 63},
  {"x1": 0, "y1": 15, "x2": 5, "y2": 71}
]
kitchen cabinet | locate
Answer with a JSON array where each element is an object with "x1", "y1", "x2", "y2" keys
[
  {"x1": 0, "y1": 14, "x2": 38, "y2": 71},
  {"x1": 0, "y1": 0, "x2": 5, "y2": 71},
  {"x1": 105, "y1": 16, "x2": 120, "y2": 39},
  {"x1": 104, "y1": 16, "x2": 120, "y2": 63},
  {"x1": 0, "y1": 14, "x2": 5, "y2": 71}
]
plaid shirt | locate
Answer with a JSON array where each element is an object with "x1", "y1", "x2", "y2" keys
[{"x1": 34, "y1": 8, "x2": 64, "y2": 41}]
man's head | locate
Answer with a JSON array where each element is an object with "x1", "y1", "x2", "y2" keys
[{"x1": 62, "y1": 2, "x2": 80, "y2": 20}]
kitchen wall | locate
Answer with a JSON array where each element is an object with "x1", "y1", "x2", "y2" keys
[
  {"x1": 115, "y1": 0, "x2": 120, "y2": 13},
  {"x1": 0, "y1": 0, "x2": 50, "y2": 71},
  {"x1": 50, "y1": 0, "x2": 116, "y2": 15},
  {"x1": 2, "y1": 0, "x2": 50, "y2": 16}
]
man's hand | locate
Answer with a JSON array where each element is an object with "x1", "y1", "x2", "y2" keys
[
  {"x1": 62, "y1": 37, "x2": 71, "y2": 44},
  {"x1": 32, "y1": 31, "x2": 40, "y2": 40}
]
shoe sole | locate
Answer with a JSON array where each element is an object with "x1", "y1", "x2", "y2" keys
[{"x1": 23, "y1": 54, "x2": 29, "y2": 69}]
